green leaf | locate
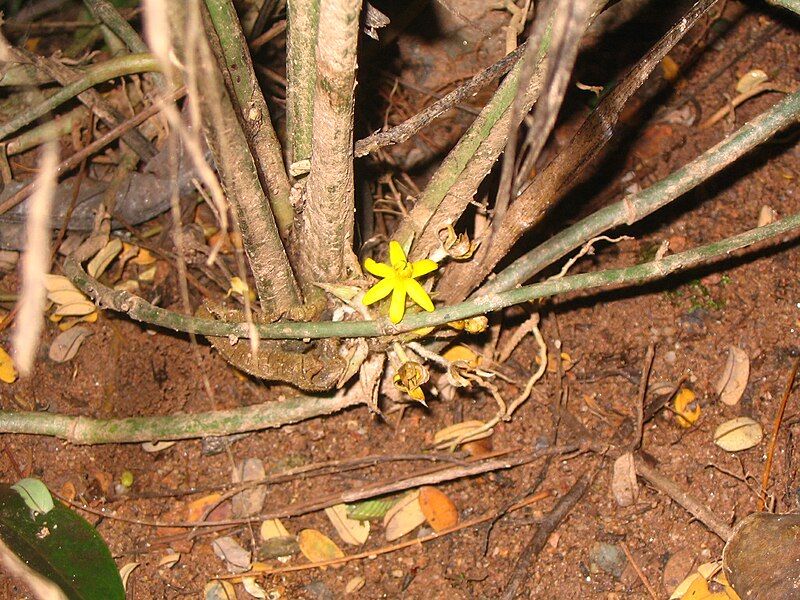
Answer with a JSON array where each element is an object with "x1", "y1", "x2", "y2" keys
[
  {"x1": 0, "y1": 482, "x2": 124, "y2": 599},
  {"x1": 11, "y1": 478, "x2": 55, "y2": 515}
]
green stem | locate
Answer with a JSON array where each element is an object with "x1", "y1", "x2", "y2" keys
[
  {"x1": 481, "y1": 87, "x2": 800, "y2": 295},
  {"x1": 204, "y1": 0, "x2": 293, "y2": 237},
  {"x1": 286, "y1": 0, "x2": 320, "y2": 164},
  {"x1": 0, "y1": 53, "x2": 160, "y2": 142},
  {"x1": 64, "y1": 209, "x2": 800, "y2": 340},
  {"x1": 0, "y1": 393, "x2": 360, "y2": 444},
  {"x1": 5, "y1": 106, "x2": 89, "y2": 156}
]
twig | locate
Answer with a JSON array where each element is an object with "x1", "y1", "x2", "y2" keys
[
  {"x1": 621, "y1": 542, "x2": 658, "y2": 600},
  {"x1": 219, "y1": 490, "x2": 552, "y2": 578},
  {"x1": 502, "y1": 469, "x2": 594, "y2": 599},
  {"x1": 758, "y1": 356, "x2": 800, "y2": 511},
  {"x1": 700, "y1": 82, "x2": 792, "y2": 129},
  {"x1": 632, "y1": 344, "x2": 656, "y2": 451},
  {"x1": 354, "y1": 40, "x2": 527, "y2": 157},
  {"x1": 635, "y1": 459, "x2": 733, "y2": 540},
  {"x1": 62, "y1": 207, "x2": 800, "y2": 340}
]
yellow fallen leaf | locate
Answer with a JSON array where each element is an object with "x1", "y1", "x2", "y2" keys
[
  {"x1": 324, "y1": 503, "x2": 370, "y2": 546},
  {"x1": 674, "y1": 387, "x2": 701, "y2": 428},
  {"x1": 260, "y1": 518, "x2": 290, "y2": 541},
  {"x1": 87, "y1": 238, "x2": 123, "y2": 278},
  {"x1": 131, "y1": 248, "x2": 157, "y2": 266},
  {"x1": 297, "y1": 529, "x2": 345, "y2": 565},
  {"x1": 680, "y1": 573, "x2": 711, "y2": 599},
  {"x1": 54, "y1": 300, "x2": 97, "y2": 317},
  {"x1": 57, "y1": 310, "x2": 98, "y2": 332},
  {"x1": 383, "y1": 490, "x2": 426, "y2": 541},
  {"x1": 419, "y1": 487, "x2": 458, "y2": 532},
  {"x1": 0, "y1": 346, "x2": 18, "y2": 383}
]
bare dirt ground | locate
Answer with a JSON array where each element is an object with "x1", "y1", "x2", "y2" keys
[{"x1": 1, "y1": 1, "x2": 800, "y2": 598}]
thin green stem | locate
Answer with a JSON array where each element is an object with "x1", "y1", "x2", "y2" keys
[
  {"x1": 0, "y1": 393, "x2": 360, "y2": 444},
  {"x1": 481, "y1": 87, "x2": 800, "y2": 295},
  {"x1": 0, "y1": 53, "x2": 160, "y2": 142},
  {"x1": 64, "y1": 209, "x2": 800, "y2": 340}
]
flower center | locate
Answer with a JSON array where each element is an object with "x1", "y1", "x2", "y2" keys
[{"x1": 396, "y1": 261, "x2": 413, "y2": 279}]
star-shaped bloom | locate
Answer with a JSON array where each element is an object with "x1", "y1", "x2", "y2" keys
[{"x1": 362, "y1": 241, "x2": 438, "y2": 324}]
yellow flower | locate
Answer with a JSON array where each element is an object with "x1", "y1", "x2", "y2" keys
[{"x1": 362, "y1": 241, "x2": 438, "y2": 324}]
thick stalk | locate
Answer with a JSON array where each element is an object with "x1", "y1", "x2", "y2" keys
[
  {"x1": 165, "y1": 0, "x2": 301, "y2": 312},
  {"x1": 64, "y1": 208, "x2": 800, "y2": 340},
  {"x1": 297, "y1": 0, "x2": 362, "y2": 284},
  {"x1": 286, "y1": 0, "x2": 320, "y2": 164},
  {"x1": 204, "y1": 0, "x2": 293, "y2": 238},
  {"x1": 481, "y1": 86, "x2": 800, "y2": 295}
]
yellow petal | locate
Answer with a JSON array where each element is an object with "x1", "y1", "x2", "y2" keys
[
  {"x1": 388, "y1": 241, "x2": 407, "y2": 270},
  {"x1": 389, "y1": 281, "x2": 407, "y2": 324},
  {"x1": 411, "y1": 259, "x2": 438, "y2": 278},
  {"x1": 364, "y1": 257, "x2": 394, "y2": 278},
  {"x1": 406, "y1": 279, "x2": 434, "y2": 312},
  {"x1": 362, "y1": 277, "x2": 394, "y2": 306}
]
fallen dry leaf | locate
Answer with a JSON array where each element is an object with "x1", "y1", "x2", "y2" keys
[
  {"x1": 242, "y1": 576, "x2": 268, "y2": 599},
  {"x1": 419, "y1": 486, "x2": 458, "y2": 532},
  {"x1": 345, "y1": 576, "x2": 366, "y2": 594},
  {"x1": 212, "y1": 535, "x2": 251, "y2": 573},
  {"x1": 231, "y1": 458, "x2": 266, "y2": 518},
  {"x1": 715, "y1": 346, "x2": 749, "y2": 406},
  {"x1": 260, "y1": 518, "x2": 290, "y2": 541},
  {"x1": 204, "y1": 580, "x2": 236, "y2": 600},
  {"x1": 383, "y1": 490, "x2": 426, "y2": 541},
  {"x1": 119, "y1": 562, "x2": 139, "y2": 591},
  {"x1": 158, "y1": 553, "x2": 180, "y2": 569},
  {"x1": 48, "y1": 326, "x2": 92, "y2": 363},
  {"x1": 735, "y1": 69, "x2": 769, "y2": 94},
  {"x1": 297, "y1": 529, "x2": 345, "y2": 564},
  {"x1": 611, "y1": 452, "x2": 639, "y2": 507},
  {"x1": 714, "y1": 417, "x2": 763, "y2": 452},
  {"x1": 325, "y1": 503, "x2": 370, "y2": 546},
  {"x1": 87, "y1": 238, "x2": 123, "y2": 278}
]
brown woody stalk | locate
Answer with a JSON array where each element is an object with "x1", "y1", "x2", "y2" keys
[{"x1": 296, "y1": 0, "x2": 362, "y2": 285}]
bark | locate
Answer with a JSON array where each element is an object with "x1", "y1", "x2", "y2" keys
[{"x1": 297, "y1": 0, "x2": 362, "y2": 285}]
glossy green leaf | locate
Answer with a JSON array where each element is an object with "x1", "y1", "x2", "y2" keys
[{"x1": 0, "y1": 483, "x2": 124, "y2": 599}]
